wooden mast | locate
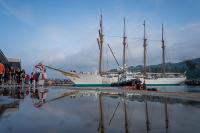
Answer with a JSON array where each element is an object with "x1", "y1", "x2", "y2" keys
[
  {"x1": 161, "y1": 24, "x2": 166, "y2": 77},
  {"x1": 97, "y1": 14, "x2": 104, "y2": 75},
  {"x1": 122, "y1": 17, "x2": 127, "y2": 76},
  {"x1": 143, "y1": 20, "x2": 147, "y2": 84}
]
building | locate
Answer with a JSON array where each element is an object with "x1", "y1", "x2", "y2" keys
[
  {"x1": 7, "y1": 58, "x2": 21, "y2": 69},
  {"x1": 0, "y1": 49, "x2": 21, "y2": 69},
  {"x1": 0, "y1": 50, "x2": 8, "y2": 64}
]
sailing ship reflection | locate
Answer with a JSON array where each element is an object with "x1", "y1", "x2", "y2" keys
[
  {"x1": 97, "y1": 91, "x2": 170, "y2": 133},
  {"x1": 98, "y1": 92, "x2": 130, "y2": 133},
  {"x1": 98, "y1": 92, "x2": 104, "y2": 133},
  {"x1": 123, "y1": 95, "x2": 129, "y2": 133},
  {"x1": 165, "y1": 98, "x2": 169, "y2": 133}
]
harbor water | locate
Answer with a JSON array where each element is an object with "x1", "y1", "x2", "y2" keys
[{"x1": 0, "y1": 86, "x2": 200, "y2": 133}]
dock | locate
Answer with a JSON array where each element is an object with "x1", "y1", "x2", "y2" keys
[{"x1": 185, "y1": 80, "x2": 200, "y2": 86}]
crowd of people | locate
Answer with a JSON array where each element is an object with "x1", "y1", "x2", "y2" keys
[{"x1": 0, "y1": 61, "x2": 31, "y2": 85}]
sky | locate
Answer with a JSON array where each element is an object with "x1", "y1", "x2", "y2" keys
[{"x1": 0, "y1": 0, "x2": 200, "y2": 74}]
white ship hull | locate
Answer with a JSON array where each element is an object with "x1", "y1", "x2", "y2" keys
[
  {"x1": 66, "y1": 72, "x2": 186, "y2": 87},
  {"x1": 125, "y1": 72, "x2": 186, "y2": 86},
  {"x1": 66, "y1": 73, "x2": 118, "y2": 87},
  {"x1": 141, "y1": 77, "x2": 186, "y2": 86}
]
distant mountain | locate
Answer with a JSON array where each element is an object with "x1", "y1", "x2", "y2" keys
[{"x1": 127, "y1": 58, "x2": 200, "y2": 79}]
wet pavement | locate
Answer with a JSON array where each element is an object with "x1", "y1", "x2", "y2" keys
[{"x1": 0, "y1": 86, "x2": 200, "y2": 133}]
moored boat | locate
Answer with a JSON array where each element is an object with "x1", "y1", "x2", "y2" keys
[{"x1": 56, "y1": 16, "x2": 186, "y2": 87}]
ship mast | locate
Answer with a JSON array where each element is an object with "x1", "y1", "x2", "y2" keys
[
  {"x1": 97, "y1": 14, "x2": 104, "y2": 75},
  {"x1": 122, "y1": 17, "x2": 127, "y2": 75},
  {"x1": 143, "y1": 20, "x2": 147, "y2": 78},
  {"x1": 161, "y1": 24, "x2": 166, "y2": 77}
]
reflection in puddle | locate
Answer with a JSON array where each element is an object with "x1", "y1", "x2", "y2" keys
[
  {"x1": 0, "y1": 87, "x2": 200, "y2": 133},
  {"x1": 30, "y1": 88, "x2": 48, "y2": 108}
]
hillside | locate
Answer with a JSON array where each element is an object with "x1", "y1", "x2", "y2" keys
[{"x1": 128, "y1": 58, "x2": 200, "y2": 79}]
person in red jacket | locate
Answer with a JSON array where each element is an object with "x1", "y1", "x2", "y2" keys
[{"x1": 0, "y1": 61, "x2": 5, "y2": 84}]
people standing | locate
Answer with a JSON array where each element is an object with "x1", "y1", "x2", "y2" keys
[
  {"x1": 21, "y1": 69, "x2": 26, "y2": 86},
  {"x1": 16, "y1": 68, "x2": 21, "y2": 84},
  {"x1": 30, "y1": 72, "x2": 34, "y2": 85},
  {"x1": 25, "y1": 74, "x2": 30, "y2": 85},
  {"x1": 0, "y1": 61, "x2": 5, "y2": 85},
  {"x1": 10, "y1": 66, "x2": 15, "y2": 84},
  {"x1": 4, "y1": 67, "x2": 10, "y2": 84}
]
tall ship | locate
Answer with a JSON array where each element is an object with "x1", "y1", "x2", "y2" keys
[
  {"x1": 53, "y1": 15, "x2": 186, "y2": 87},
  {"x1": 125, "y1": 21, "x2": 186, "y2": 86}
]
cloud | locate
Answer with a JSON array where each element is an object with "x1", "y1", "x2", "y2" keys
[
  {"x1": 1, "y1": 0, "x2": 199, "y2": 74},
  {"x1": 19, "y1": 19, "x2": 99, "y2": 73},
  {"x1": 0, "y1": 0, "x2": 34, "y2": 24}
]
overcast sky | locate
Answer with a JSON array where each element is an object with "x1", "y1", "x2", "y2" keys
[{"x1": 0, "y1": 0, "x2": 200, "y2": 73}]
